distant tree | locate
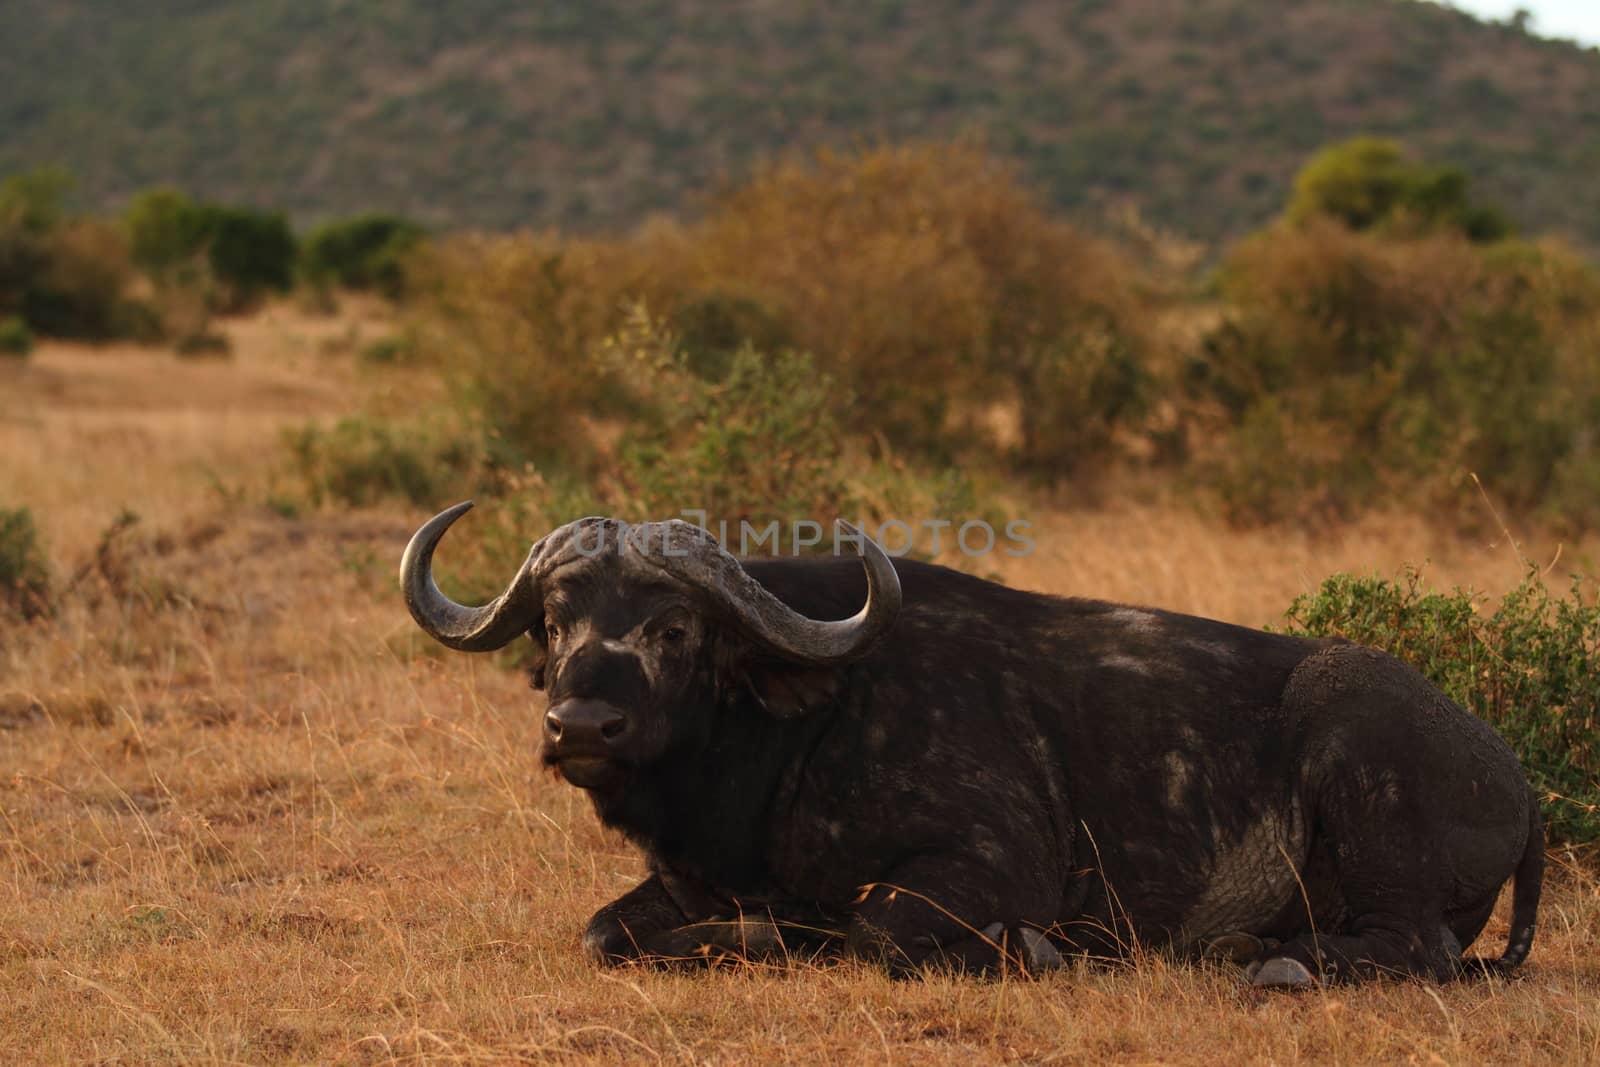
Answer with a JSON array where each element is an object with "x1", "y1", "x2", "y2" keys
[
  {"x1": 122, "y1": 187, "x2": 295, "y2": 306},
  {"x1": 1286, "y1": 137, "x2": 1511, "y2": 242},
  {"x1": 0, "y1": 165, "x2": 73, "y2": 234},
  {"x1": 0, "y1": 166, "x2": 141, "y2": 340},
  {"x1": 21, "y1": 218, "x2": 136, "y2": 338},
  {"x1": 124, "y1": 186, "x2": 213, "y2": 280},
  {"x1": 1, "y1": 167, "x2": 71, "y2": 320},
  {"x1": 299, "y1": 213, "x2": 425, "y2": 299},
  {"x1": 206, "y1": 205, "x2": 295, "y2": 299}
]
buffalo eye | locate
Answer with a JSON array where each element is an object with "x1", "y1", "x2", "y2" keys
[
  {"x1": 545, "y1": 621, "x2": 562, "y2": 643},
  {"x1": 661, "y1": 624, "x2": 686, "y2": 644}
]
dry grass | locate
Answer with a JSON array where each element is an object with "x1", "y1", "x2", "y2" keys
[
  {"x1": 3, "y1": 313, "x2": 1598, "y2": 1064},
  {"x1": 994, "y1": 503, "x2": 1590, "y2": 631}
]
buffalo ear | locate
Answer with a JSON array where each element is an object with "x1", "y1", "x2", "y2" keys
[{"x1": 743, "y1": 659, "x2": 843, "y2": 719}]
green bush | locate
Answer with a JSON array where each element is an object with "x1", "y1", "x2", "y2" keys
[
  {"x1": 0, "y1": 225, "x2": 49, "y2": 324},
  {"x1": 669, "y1": 289, "x2": 793, "y2": 381},
  {"x1": 1010, "y1": 321, "x2": 1147, "y2": 474},
  {"x1": 0, "y1": 166, "x2": 71, "y2": 235},
  {"x1": 1286, "y1": 137, "x2": 1511, "y2": 242},
  {"x1": 206, "y1": 205, "x2": 296, "y2": 305},
  {"x1": 407, "y1": 232, "x2": 648, "y2": 470},
  {"x1": 0, "y1": 506, "x2": 51, "y2": 620},
  {"x1": 283, "y1": 415, "x2": 509, "y2": 510},
  {"x1": 123, "y1": 187, "x2": 296, "y2": 310},
  {"x1": 124, "y1": 186, "x2": 215, "y2": 280},
  {"x1": 300, "y1": 213, "x2": 425, "y2": 299},
  {"x1": 1193, "y1": 223, "x2": 1600, "y2": 526},
  {"x1": 359, "y1": 332, "x2": 418, "y2": 365},
  {"x1": 1283, "y1": 568, "x2": 1600, "y2": 844},
  {"x1": 21, "y1": 219, "x2": 139, "y2": 339},
  {"x1": 0, "y1": 168, "x2": 146, "y2": 341},
  {"x1": 609, "y1": 311, "x2": 848, "y2": 533},
  {"x1": 279, "y1": 412, "x2": 613, "y2": 613},
  {"x1": 0, "y1": 315, "x2": 33, "y2": 357}
]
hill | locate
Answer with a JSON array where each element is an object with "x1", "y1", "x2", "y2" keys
[{"x1": 3, "y1": 0, "x2": 1599, "y2": 244}]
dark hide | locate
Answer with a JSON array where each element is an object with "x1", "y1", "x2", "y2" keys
[{"x1": 531, "y1": 556, "x2": 1542, "y2": 984}]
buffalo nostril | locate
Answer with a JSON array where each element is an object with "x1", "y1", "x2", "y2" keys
[{"x1": 547, "y1": 700, "x2": 628, "y2": 749}]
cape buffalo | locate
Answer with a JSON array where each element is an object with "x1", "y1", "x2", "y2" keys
[{"x1": 399, "y1": 502, "x2": 1543, "y2": 987}]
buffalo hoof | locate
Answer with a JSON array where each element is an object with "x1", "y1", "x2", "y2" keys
[
  {"x1": 1019, "y1": 927, "x2": 1064, "y2": 972},
  {"x1": 582, "y1": 923, "x2": 640, "y2": 967},
  {"x1": 1440, "y1": 924, "x2": 1463, "y2": 962},
  {"x1": 1249, "y1": 956, "x2": 1319, "y2": 989}
]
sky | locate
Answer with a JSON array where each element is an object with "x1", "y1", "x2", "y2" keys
[{"x1": 1433, "y1": 1, "x2": 1600, "y2": 46}]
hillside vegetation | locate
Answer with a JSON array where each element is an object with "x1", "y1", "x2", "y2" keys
[
  {"x1": 8, "y1": 138, "x2": 1600, "y2": 533},
  {"x1": 3, "y1": 0, "x2": 1600, "y2": 245}
]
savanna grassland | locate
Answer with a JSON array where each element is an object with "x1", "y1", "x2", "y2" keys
[
  {"x1": 6, "y1": 125, "x2": 1600, "y2": 1064},
  {"x1": 3, "y1": 308, "x2": 1599, "y2": 1066}
]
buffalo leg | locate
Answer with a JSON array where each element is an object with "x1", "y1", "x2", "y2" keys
[
  {"x1": 1259, "y1": 645, "x2": 1538, "y2": 988},
  {"x1": 627, "y1": 914, "x2": 835, "y2": 967},
  {"x1": 582, "y1": 874, "x2": 689, "y2": 965},
  {"x1": 1253, "y1": 789, "x2": 1453, "y2": 986},
  {"x1": 1252, "y1": 919, "x2": 1454, "y2": 987},
  {"x1": 585, "y1": 874, "x2": 843, "y2": 968},
  {"x1": 1252, "y1": 824, "x2": 1456, "y2": 987},
  {"x1": 845, "y1": 857, "x2": 1062, "y2": 977}
]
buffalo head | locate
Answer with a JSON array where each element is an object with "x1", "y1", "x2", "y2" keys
[{"x1": 399, "y1": 503, "x2": 901, "y2": 790}]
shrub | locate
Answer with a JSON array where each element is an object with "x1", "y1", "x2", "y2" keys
[
  {"x1": 1282, "y1": 567, "x2": 1600, "y2": 844},
  {"x1": 848, "y1": 462, "x2": 1013, "y2": 568},
  {"x1": 407, "y1": 232, "x2": 654, "y2": 469},
  {"x1": 124, "y1": 186, "x2": 214, "y2": 280},
  {"x1": 279, "y1": 412, "x2": 610, "y2": 613},
  {"x1": 1286, "y1": 137, "x2": 1511, "y2": 242},
  {"x1": 21, "y1": 218, "x2": 137, "y2": 339},
  {"x1": 110, "y1": 299, "x2": 166, "y2": 344},
  {"x1": 596, "y1": 311, "x2": 1018, "y2": 561},
  {"x1": 412, "y1": 142, "x2": 1155, "y2": 477},
  {"x1": 0, "y1": 223, "x2": 48, "y2": 324},
  {"x1": 359, "y1": 333, "x2": 417, "y2": 365},
  {"x1": 0, "y1": 315, "x2": 33, "y2": 357},
  {"x1": 173, "y1": 330, "x2": 232, "y2": 359},
  {"x1": 1010, "y1": 320, "x2": 1147, "y2": 474},
  {"x1": 693, "y1": 142, "x2": 1153, "y2": 463},
  {"x1": 0, "y1": 166, "x2": 71, "y2": 235},
  {"x1": 608, "y1": 310, "x2": 848, "y2": 532},
  {"x1": 669, "y1": 289, "x2": 792, "y2": 381},
  {"x1": 124, "y1": 187, "x2": 296, "y2": 310},
  {"x1": 205, "y1": 205, "x2": 296, "y2": 306},
  {"x1": 282, "y1": 414, "x2": 510, "y2": 510},
  {"x1": 0, "y1": 506, "x2": 51, "y2": 620},
  {"x1": 0, "y1": 169, "x2": 145, "y2": 341},
  {"x1": 300, "y1": 213, "x2": 425, "y2": 299},
  {"x1": 1193, "y1": 222, "x2": 1600, "y2": 525}
]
